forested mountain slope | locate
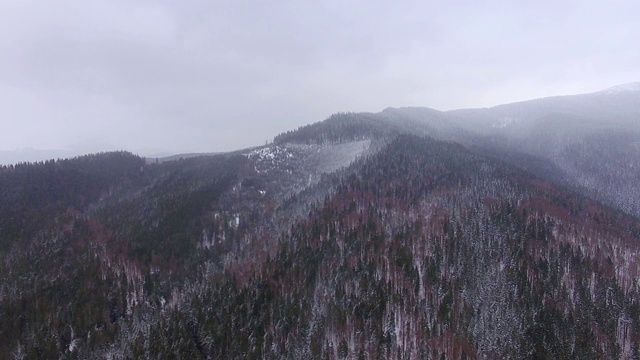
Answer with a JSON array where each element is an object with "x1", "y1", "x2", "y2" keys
[
  {"x1": 445, "y1": 83, "x2": 640, "y2": 218},
  {"x1": 1, "y1": 84, "x2": 640, "y2": 359},
  {"x1": 0, "y1": 138, "x2": 374, "y2": 358}
]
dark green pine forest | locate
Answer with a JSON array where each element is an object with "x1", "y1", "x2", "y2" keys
[{"x1": 2, "y1": 85, "x2": 640, "y2": 359}]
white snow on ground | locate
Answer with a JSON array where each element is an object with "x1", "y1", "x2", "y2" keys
[
  {"x1": 245, "y1": 146, "x2": 293, "y2": 161},
  {"x1": 492, "y1": 117, "x2": 520, "y2": 128},
  {"x1": 311, "y1": 139, "x2": 371, "y2": 173},
  {"x1": 68, "y1": 339, "x2": 78, "y2": 352},
  {"x1": 245, "y1": 140, "x2": 371, "y2": 177},
  {"x1": 244, "y1": 145, "x2": 296, "y2": 174},
  {"x1": 243, "y1": 139, "x2": 372, "y2": 200}
]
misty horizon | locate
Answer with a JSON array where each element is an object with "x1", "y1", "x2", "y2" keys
[
  {"x1": 2, "y1": 1, "x2": 640, "y2": 164},
  {"x1": 1, "y1": 80, "x2": 640, "y2": 165}
]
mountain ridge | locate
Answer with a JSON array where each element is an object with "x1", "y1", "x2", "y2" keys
[{"x1": 1, "y1": 83, "x2": 640, "y2": 358}]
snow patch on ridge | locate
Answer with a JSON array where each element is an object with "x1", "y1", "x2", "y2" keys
[{"x1": 245, "y1": 146, "x2": 293, "y2": 161}]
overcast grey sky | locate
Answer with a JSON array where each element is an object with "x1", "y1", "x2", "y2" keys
[{"x1": 1, "y1": 0, "x2": 639, "y2": 161}]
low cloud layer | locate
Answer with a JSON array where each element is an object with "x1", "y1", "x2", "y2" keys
[{"x1": 1, "y1": 0, "x2": 639, "y2": 160}]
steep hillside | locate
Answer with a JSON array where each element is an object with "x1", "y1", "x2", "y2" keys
[
  {"x1": 447, "y1": 82, "x2": 640, "y2": 133},
  {"x1": 1, "y1": 83, "x2": 640, "y2": 359},
  {"x1": 0, "y1": 152, "x2": 147, "y2": 252},
  {"x1": 446, "y1": 86, "x2": 640, "y2": 218},
  {"x1": 112, "y1": 135, "x2": 640, "y2": 359},
  {"x1": 371, "y1": 84, "x2": 640, "y2": 219},
  {"x1": 0, "y1": 137, "x2": 377, "y2": 358},
  {"x1": 3, "y1": 131, "x2": 640, "y2": 358}
]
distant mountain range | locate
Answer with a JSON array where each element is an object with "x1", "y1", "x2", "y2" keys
[{"x1": 1, "y1": 83, "x2": 640, "y2": 358}]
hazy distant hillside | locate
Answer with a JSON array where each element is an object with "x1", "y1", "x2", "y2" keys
[
  {"x1": 444, "y1": 83, "x2": 640, "y2": 218},
  {"x1": 274, "y1": 108, "x2": 469, "y2": 146},
  {"x1": 447, "y1": 82, "x2": 640, "y2": 133},
  {"x1": 338, "y1": 84, "x2": 640, "y2": 219},
  {"x1": 2, "y1": 83, "x2": 640, "y2": 359}
]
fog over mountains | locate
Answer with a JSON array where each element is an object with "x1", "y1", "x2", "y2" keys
[
  {"x1": 1, "y1": 83, "x2": 640, "y2": 358},
  {"x1": 3, "y1": 82, "x2": 639, "y2": 166}
]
